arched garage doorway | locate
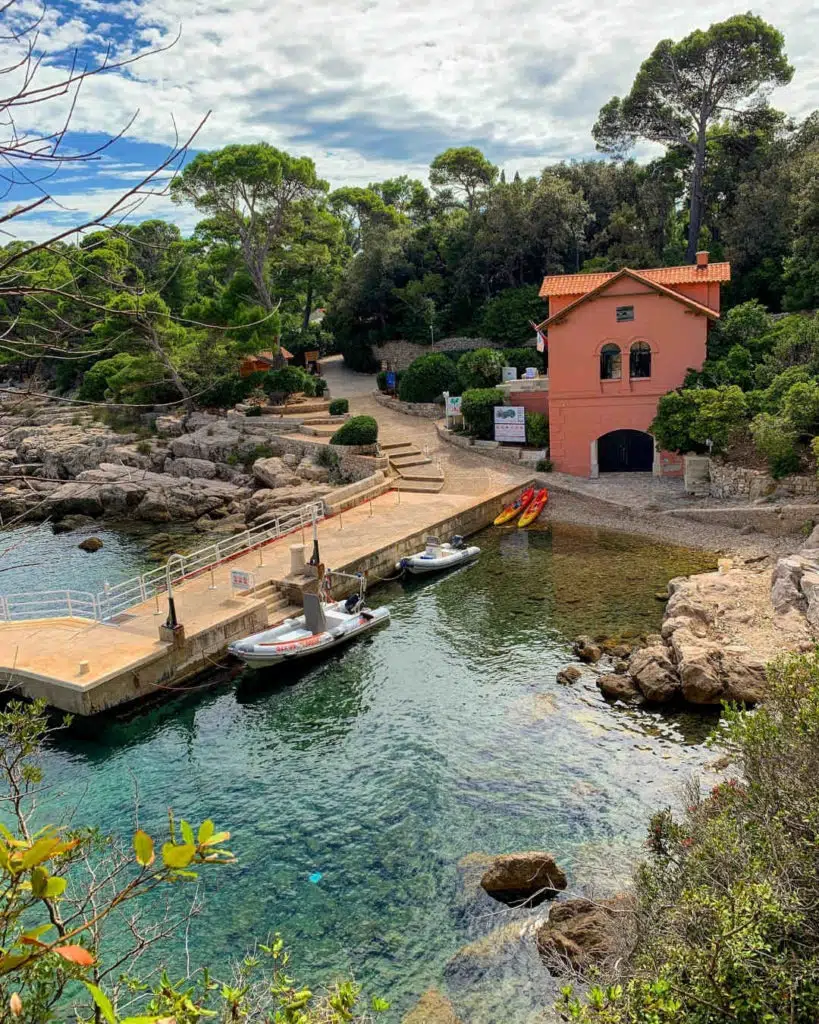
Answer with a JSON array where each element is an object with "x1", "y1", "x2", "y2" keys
[{"x1": 597, "y1": 430, "x2": 654, "y2": 472}]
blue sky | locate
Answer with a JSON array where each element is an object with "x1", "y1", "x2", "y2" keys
[{"x1": 4, "y1": 0, "x2": 818, "y2": 241}]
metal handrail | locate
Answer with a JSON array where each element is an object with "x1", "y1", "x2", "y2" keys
[{"x1": 0, "y1": 500, "x2": 325, "y2": 623}]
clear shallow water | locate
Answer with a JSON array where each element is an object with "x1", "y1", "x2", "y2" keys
[{"x1": 17, "y1": 523, "x2": 716, "y2": 1022}]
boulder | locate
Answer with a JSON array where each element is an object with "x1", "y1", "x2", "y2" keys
[
  {"x1": 52, "y1": 513, "x2": 96, "y2": 533},
  {"x1": 721, "y1": 647, "x2": 768, "y2": 703},
  {"x1": 480, "y1": 851, "x2": 567, "y2": 907},
  {"x1": 597, "y1": 673, "x2": 641, "y2": 702},
  {"x1": 402, "y1": 989, "x2": 462, "y2": 1024},
  {"x1": 78, "y1": 537, "x2": 103, "y2": 552},
  {"x1": 253, "y1": 457, "x2": 299, "y2": 489},
  {"x1": 772, "y1": 556, "x2": 809, "y2": 615},
  {"x1": 167, "y1": 457, "x2": 218, "y2": 480},
  {"x1": 628, "y1": 645, "x2": 680, "y2": 703},
  {"x1": 556, "y1": 665, "x2": 582, "y2": 685},
  {"x1": 800, "y1": 571, "x2": 819, "y2": 630},
  {"x1": 298, "y1": 463, "x2": 331, "y2": 483},
  {"x1": 245, "y1": 484, "x2": 330, "y2": 523},
  {"x1": 536, "y1": 895, "x2": 633, "y2": 971},
  {"x1": 155, "y1": 415, "x2": 185, "y2": 438},
  {"x1": 573, "y1": 636, "x2": 602, "y2": 663}
]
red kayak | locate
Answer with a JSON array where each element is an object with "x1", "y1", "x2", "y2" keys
[
  {"x1": 494, "y1": 487, "x2": 535, "y2": 526},
  {"x1": 518, "y1": 488, "x2": 548, "y2": 528}
]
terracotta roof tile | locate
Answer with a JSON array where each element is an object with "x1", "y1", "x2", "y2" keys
[{"x1": 539, "y1": 262, "x2": 731, "y2": 297}]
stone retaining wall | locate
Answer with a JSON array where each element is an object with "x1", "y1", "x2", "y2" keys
[
  {"x1": 323, "y1": 472, "x2": 391, "y2": 514},
  {"x1": 435, "y1": 422, "x2": 546, "y2": 466},
  {"x1": 373, "y1": 392, "x2": 442, "y2": 418},
  {"x1": 709, "y1": 462, "x2": 819, "y2": 501},
  {"x1": 372, "y1": 337, "x2": 503, "y2": 370},
  {"x1": 664, "y1": 504, "x2": 819, "y2": 537}
]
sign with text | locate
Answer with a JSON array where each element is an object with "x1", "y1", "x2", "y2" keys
[
  {"x1": 524, "y1": 367, "x2": 538, "y2": 379},
  {"x1": 494, "y1": 405, "x2": 526, "y2": 443},
  {"x1": 445, "y1": 394, "x2": 462, "y2": 416},
  {"x1": 230, "y1": 569, "x2": 255, "y2": 591},
  {"x1": 502, "y1": 366, "x2": 518, "y2": 382}
]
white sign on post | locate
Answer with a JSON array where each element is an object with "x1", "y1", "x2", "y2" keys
[
  {"x1": 524, "y1": 367, "x2": 538, "y2": 379},
  {"x1": 494, "y1": 405, "x2": 526, "y2": 443},
  {"x1": 502, "y1": 366, "x2": 518, "y2": 382},
  {"x1": 230, "y1": 569, "x2": 255, "y2": 591},
  {"x1": 443, "y1": 392, "x2": 462, "y2": 429}
]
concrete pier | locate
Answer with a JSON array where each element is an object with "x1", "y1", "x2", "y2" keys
[{"x1": 0, "y1": 481, "x2": 531, "y2": 714}]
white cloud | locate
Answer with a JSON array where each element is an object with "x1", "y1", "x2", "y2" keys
[{"x1": 2, "y1": 0, "x2": 817, "y2": 238}]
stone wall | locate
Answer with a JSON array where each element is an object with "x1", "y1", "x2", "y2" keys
[
  {"x1": 435, "y1": 423, "x2": 546, "y2": 466},
  {"x1": 373, "y1": 392, "x2": 442, "y2": 419},
  {"x1": 664, "y1": 504, "x2": 819, "y2": 537},
  {"x1": 709, "y1": 461, "x2": 819, "y2": 501},
  {"x1": 372, "y1": 337, "x2": 503, "y2": 370}
]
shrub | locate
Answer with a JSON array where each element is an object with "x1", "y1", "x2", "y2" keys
[
  {"x1": 525, "y1": 412, "x2": 549, "y2": 448},
  {"x1": 330, "y1": 415, "x2": 378, "y2": 446},
  {"x1": 457, "y1": 348, "x2": 505, "y2": 391},
  {"x1": 783, "y1": 380, "x2": 819, "y2": 434},
  {"x1": 329, "y1": 398, "x2": 349, "y2": 415},
  {"x1": 535, "y1": 458, "x2": 553, "y2": 472},
  {"x1": 316, "y1": 446, "x2": 341, "y2": 470},
  {"x1": 262, "y1": 365, "x2": 315, "y2": 398},
  {"x1": 398, "y1": 353, "x2": 460, "y2": 403},
  {"x1": 750, "y1": 412, "x2": 801, "y2": 478},
  {"x1": 245, "y1": 405, "x2": 262, "y2": 417},
  {"x1": 762, "y1": 366, "x2": 812, "y2": 411},
  {"x1": 313, "y1": 376, "x2": 328, "y2": 397},
  {"x1": 461, "y1": 388, "x2": 504, "y2": 440},
  {"x1": 651, "y1": 386, "x2": 749, "y2": 455},
  {"x1": 502, "y1": 348, "x2": 545, "y2": 376}
]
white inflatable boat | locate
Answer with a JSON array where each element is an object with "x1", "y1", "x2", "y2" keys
[
  {"x1": 228, "y1": 591, "x2": 390, "y2": 668},
  {"x1": 397, "y1": 535, "x2": 480, "y2": 577}
]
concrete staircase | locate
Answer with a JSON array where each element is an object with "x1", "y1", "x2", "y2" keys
[
  {"x1": 381, "y1": 440, "x2": 445, "y2": 493},
  {"x1": 246, "y1": 580, "x2": 300, "y2": 623}
]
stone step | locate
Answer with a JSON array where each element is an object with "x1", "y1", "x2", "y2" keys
[
  {"x1": 266, "y1": 595, "x2": 289, "y2": 614},
  {"x1": 389, "y1": 454, "x2": 428, "y2": 467},
  {"x1": 300, "y1": 424, "x2": 338, "y2": 437},
  {"x1": 380, "y1": 441, "x2": 415, "y2": 452},
  {"x1": 395, "y1": 479, "x2": 445, "y2": 493},
  {"x1": 397, "y1": 469, "x2": 445, "y2": 483},
  {"x1": 269, "y1": 603, "x2": 303, "y2": 624}
]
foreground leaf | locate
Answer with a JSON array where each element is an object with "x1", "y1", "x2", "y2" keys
[
  {"x1": 161, "y1": 843, "x2": 195, "y2": 869},
  {"x1": 133, "y1": 830, "x2": 155, "y2": 867},
  {"x1": 85, "y1": 982, "x2": 116, "y2": 1024},
  {"x1": 54, "y1": 944, "x2": 95, "y2": 966}
]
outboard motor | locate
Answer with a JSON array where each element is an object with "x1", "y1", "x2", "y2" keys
[{"x1": 450, "y1": 535, "x2": 466, "y2": 550}]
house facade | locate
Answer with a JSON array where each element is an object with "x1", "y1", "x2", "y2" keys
[{"x1": 529, "y1": 252, "x2": 730, "y2": 477}]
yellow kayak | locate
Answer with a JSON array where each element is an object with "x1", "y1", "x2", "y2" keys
[
  {"x1": 518, "y1": 488, "x2": 548, "y2": 528},
  {"x1": 494, "y1": 487, "x2": 535, "y2": 526}
]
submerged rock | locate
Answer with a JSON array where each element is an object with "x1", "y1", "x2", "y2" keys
[
  {"x1": 597, "y1": 673, "x2": 641, "y2": 702},
  {"x1": 78, "y1": 537, "x2": 103, "y2": 552},
  {"x1": 480, "y1": 851, "x2": 567, "y2": 907},
  {"x1": 402, "y1": 989, "x2": 462, "y2": 1024},
  {"x1": 573, "y1": 636, "x2": 602, "y2": 663},
  {"x1": 556, "y1": 664, "x2": 582, "y2": 685}
]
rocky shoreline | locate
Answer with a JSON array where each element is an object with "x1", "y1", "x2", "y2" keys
[{"x1": 0, "y1": 399, "x2": 374, "y2": 535}]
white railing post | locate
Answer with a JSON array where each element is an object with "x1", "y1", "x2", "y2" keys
[
  {"x1": 66, "y1": 591, "x2": 73, "y2": 618},
  {"x1": 0, "y1": 595, "x2": 6, "y2": 621}
]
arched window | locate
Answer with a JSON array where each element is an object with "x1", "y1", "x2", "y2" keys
[
  {"x1": 600, "y1": 343, "x2": 621, "y2": 380},
  {"x1": 630, "y1": 342, "x2": 651, "y2": 379}
]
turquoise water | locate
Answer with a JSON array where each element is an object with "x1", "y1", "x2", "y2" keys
[{"x1": 7, "y1": 523, "x2": 717, "y2": 1022}]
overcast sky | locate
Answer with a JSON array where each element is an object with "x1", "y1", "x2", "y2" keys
[{"x1": 6, "y1": 0, "x2": 819, "y2": 240}]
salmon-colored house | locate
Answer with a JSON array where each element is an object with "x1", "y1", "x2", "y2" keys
[{"x1": 529, "y1": 252, "x2": 730, "y2": 477}]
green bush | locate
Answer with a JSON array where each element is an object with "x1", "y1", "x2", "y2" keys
[
  {"x1": 328, "y1": 398, "x2": 349, "y2": 415},
  {"x1": 762, "y1": 366, "x2": 812, "y2": 411},
  {"x1": 783, "y1": 380, "x2": 819, "y2": 434},
  {"x1": 316, "y1": 446, "x2": 341, "y2": 470},
  {"x1": 535, "y1": 458, "x2": 553, "y2": 473},
  {"x1": 457, "y1": 348, "x2": 505, "y2": 391},
  {"x1": 502, "y1": 348, "x2": 545, "y2": 376},
  {"x1": 398, "y1": 353, "x2": 460, "y2": 403},
  {"x1": 525, "y1": 412, "x2": 549, "y2": 448},
  {"x1": 200, "y1": 371, "x2": 266, "y2": 408},
  {"x1": 330, "y1": 415, "x2": 378, "y2": 446},
  {"x1": 313, "y1": 376, "x2": 328, "y2": 397},
  {"x1": 750, "y1": 412, "x2": 801, "y2": 477},
  {"x1": 461, "y1": 388, "x2": 504, "y2": 440},
  {"x1": 651, "y1": 386, "x2": 749, "y2": 455},
  {"x1": 262, "y1": 365, "x2": 315, "y2": 398},
  {"x1": 245, "y1": 405, "x2": 262, "y2": 417}
]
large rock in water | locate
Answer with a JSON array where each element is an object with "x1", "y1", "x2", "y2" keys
[
  {"x1": 628, "y1": 645, "x2": 680, "y2": 703},
  {"x1": 536, "y1": 895, "x2": 634, "y2": 971},
  {"x1": 597, "y1": 673, "x2": 641, "y2": 702},
  {"x1": 480, "y1": 851, "x2": 567, "y2": 907},
  {"x1": 402, "y1": 989, "x2": 462, "y2": 1024}
]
